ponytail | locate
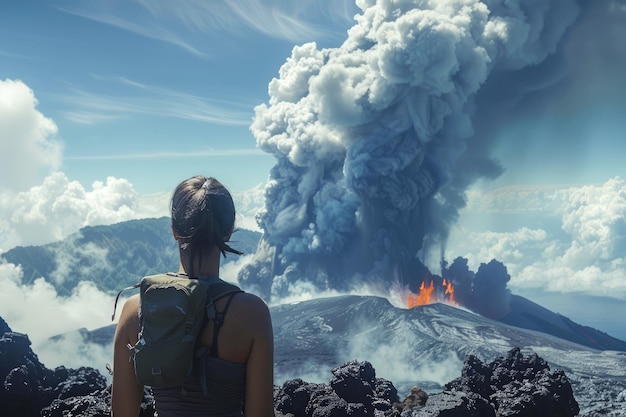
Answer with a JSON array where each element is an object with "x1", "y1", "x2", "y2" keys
[{"x1": 171, "y1": 176, "x2": 242, "y2": 277}]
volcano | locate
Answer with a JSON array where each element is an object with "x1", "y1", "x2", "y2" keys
[
  {"x1": 72, "y1": 292, "x2": 626, "y2": 416},
  {"x1": 270, "y1": 295, "x2": 626, "y2": 415}
]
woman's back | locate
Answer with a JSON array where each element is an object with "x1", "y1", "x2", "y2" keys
[
  {"x1": 111, "y1": 175, "x2": 274, "y2": 417},
  {"x1": 199, "y1": 292, "x2": 264, "y2": 363},
  {"x1": 152, "y1": 290, "x2": 261, "y2": 416}
]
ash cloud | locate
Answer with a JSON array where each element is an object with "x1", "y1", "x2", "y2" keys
[{"x1": 238, "y1": 0, "x2": 619, "y2": 301}]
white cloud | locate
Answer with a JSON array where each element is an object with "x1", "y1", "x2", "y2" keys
[
  {"x1": 0, "y1": 78, "x2": 172, "y2": 251},
  {"x1": 0, "y1": 260, "x2": 116, "y2": 375},
  {"x1": 0, "y1": 264, "x2": 114, "y2": 342},
  {"x1": 447, "y1": 178, "x2": 626, "y2": 299},
  {"x1": 49, "y1": 236, "x2": 111, "y2": 286},
  {"x1": 0, "y1": 79, "x2": 62, "y2": 191},
  {"x1": 0, "y1": 172, "x2": 163, "y2": 251},
  {"x1": 232, "y1": 183, "x2": 265, "y2": 232},
  {"x1": 220, "y1": 253, "x2": 256, "y2": 285}
]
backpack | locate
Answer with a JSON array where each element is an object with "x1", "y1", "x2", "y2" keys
[{"x1": 112, "y1": 272, "x2": 242, "y2": 387}]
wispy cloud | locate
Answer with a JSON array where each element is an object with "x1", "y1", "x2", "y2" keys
[
  {"x1": 56, "y1": 77, "x2": 254, "y2": 126},
  {"x1": 140, "y1": 0, "x2": 358, "y2": 42},
  {"x1": 0, "y1": 50, "x2": 29, "y2": 59},
  {"x1": 56, "y1": 4, "x2": 205, "y2": 57},
  {"x1": 65, "y1": 147, "x2": 265, "y2": 161},
  {"x1": 57, "y1": 0, "x2": 358, "y2": 57},
  {"x1": 61, "y1": 111, "x2": 128, "y2": 125}
]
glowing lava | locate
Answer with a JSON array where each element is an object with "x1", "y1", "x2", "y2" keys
[
  {"x1": 443, "y1": 278, "x2": 456, "y2": 305},
  {"x1": 407, "y1": 279, "x2": 457, "y2": 308}
]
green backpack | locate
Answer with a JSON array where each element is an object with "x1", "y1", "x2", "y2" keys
[{"x1": 112, "y1": 273, "x2": 242, "y2": 387}]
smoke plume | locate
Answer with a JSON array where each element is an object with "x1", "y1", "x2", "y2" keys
[{"x1": 238, "y1": 0, "x2": 621, "y2": 301}]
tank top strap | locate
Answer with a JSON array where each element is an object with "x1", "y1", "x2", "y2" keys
[{"x1": 209, "y1": 292, "x2": 239, "y2": 357}]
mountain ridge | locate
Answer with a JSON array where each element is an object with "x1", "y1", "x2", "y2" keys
[
  {"x1": 1, "y1": 217, "x2": 261, "y2": 296},
  {"x1": 2, "y1": 217, "x2": 624, "y2": 352}
]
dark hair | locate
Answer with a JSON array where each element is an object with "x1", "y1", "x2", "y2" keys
[{"x1": 171, "y1": 176, "x2": 242, "y2": 276}]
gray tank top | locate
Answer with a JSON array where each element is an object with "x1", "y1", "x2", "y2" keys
[{"x1": 152, "y1": 356, "x2": 246, "y2": 417}]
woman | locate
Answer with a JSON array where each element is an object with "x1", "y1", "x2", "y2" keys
[{"x1": 111, "y1": 176, "x2": 275, "y2": 417}]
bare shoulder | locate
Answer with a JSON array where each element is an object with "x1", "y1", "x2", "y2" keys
[
  {"x1": 233, "y1": 292, "x2": 271, "y2": 315},
  {"x1": 229, "y1": 292, "x2": 272, "y2": 327},
  {"x1": 116, "y1": 294, "x2": 140, "y2": 341},
  {"x1": 121, "y1": 294, "x2": 140, "y2": 317}
]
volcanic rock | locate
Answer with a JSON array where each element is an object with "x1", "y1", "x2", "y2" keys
[
  {"x1": 0, "y1": 328, "x2": 153, "y2": 417},
  {"x1": 396, "y1": 386, "x2": 428, "y2": 411},
  {"x1": 445, "y1": 347, "x2": 579, "y2": 416},
  {"x1": 405, "y1": 391, "x2": 494, "y2": 417},
  {"x1": 274, "y1": 360, "x2": 401, "y2": 417},
  {"x1": 273, "y1": 350, "x2": 579, "y2": 417}
]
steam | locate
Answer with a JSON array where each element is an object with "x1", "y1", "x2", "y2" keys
[
  {"x1": 0, "y1": 260, "x2": 115, "y2": 377},
  {"x1": 238, "y1": 0, "x2": 591, "y2": 301},
  {"x1": 348, "y1": 329, "x2": 462, "y2": 388}
]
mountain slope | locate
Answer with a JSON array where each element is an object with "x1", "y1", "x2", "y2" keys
[
  {"x1": 1, "y1": 217, "x2": 261, "y2": 296},
  {"x1": 270, "y1": 296, "x2": 621, "y2": 378},
  {"x1": 499, "y1": 294, "x2": 626, "y2": 351},
  {"x1": 270, "y1": 295, "x2": 626, "y2": 415}
]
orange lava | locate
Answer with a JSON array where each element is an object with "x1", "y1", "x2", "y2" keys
[{"x1": 407, "y1": 279, "x2": 458, "y2": 308}]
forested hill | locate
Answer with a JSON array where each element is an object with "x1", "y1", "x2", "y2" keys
[{"x1": 1, "y1": 217, "x2": 262, "y2": 297}]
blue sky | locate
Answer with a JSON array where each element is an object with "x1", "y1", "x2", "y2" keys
[
  {"x1": 2, "y1": 1, "x2": 625, "y2": 197},
  {"x1": 2, "y1": 0, "x2": 626, "y2": 350},
  {"x1": 1, "y1": 0, "x2": 359, "y2": 193}
]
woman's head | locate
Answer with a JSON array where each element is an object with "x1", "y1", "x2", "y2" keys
[{"x1": 171, "y1": 176, "x2": 242, "y2": 275}]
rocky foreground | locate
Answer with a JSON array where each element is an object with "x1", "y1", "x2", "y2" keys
[{"x1": 1, "y1": 316, "x2": 581, "y2": 417}]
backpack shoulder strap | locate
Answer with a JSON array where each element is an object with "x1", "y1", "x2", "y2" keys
[{"x1": 111, "y1": 282, "x2": 141, "y2": 321}]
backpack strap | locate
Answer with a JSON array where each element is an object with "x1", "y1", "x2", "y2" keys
[
  {"x1": 111, "y1": 282, "x2": 141, "y2": 321},
  {"x1": 111, "y1": 272, "x2": 182, "y2": 321}
]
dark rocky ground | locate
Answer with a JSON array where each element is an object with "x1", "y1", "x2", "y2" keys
[
  {"x1": 272, "y1": 348, "x2": 579, "y2": 417},
  {"x1": 1, "y1": 314, "x2": 581, "y2": 417}
]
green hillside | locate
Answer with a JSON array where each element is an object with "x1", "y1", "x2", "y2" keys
[{"x1": 1, "y1": 217, "x2": 261, "y2": 296}]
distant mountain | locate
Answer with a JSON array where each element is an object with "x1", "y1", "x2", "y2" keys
[
  {"x1": 500, "y1": 294, "x2": 626, "y2": 352},
  {"x1": 1, "y1": 217, "x2": 261, "y2": 296}
]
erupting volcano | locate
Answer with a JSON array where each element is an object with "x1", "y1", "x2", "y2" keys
[
  {"x1": 237, "y1": 0, "x2": 620, "y2": 322},
  {"x1": 403, "y1": 257, "x2": 509, "y2": 321}
]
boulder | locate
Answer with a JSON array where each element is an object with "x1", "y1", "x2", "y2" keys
[
  {"x1": 274, "y1": 360, "x2": 401, "y2": 417},
  {"x1": 445, "y1": 347, "x2": 579, "y2": 417},
  {"x1": 0, "y1": 329, "x2": 153, "y2": 417}
]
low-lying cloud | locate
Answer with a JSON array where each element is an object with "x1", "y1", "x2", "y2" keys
[
  {"x1": 0, "y1": 260, "x2": 115, "y2": 374},
  {"x1": 448, "y1": 177, "x2": 626, "y2": 299}
]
